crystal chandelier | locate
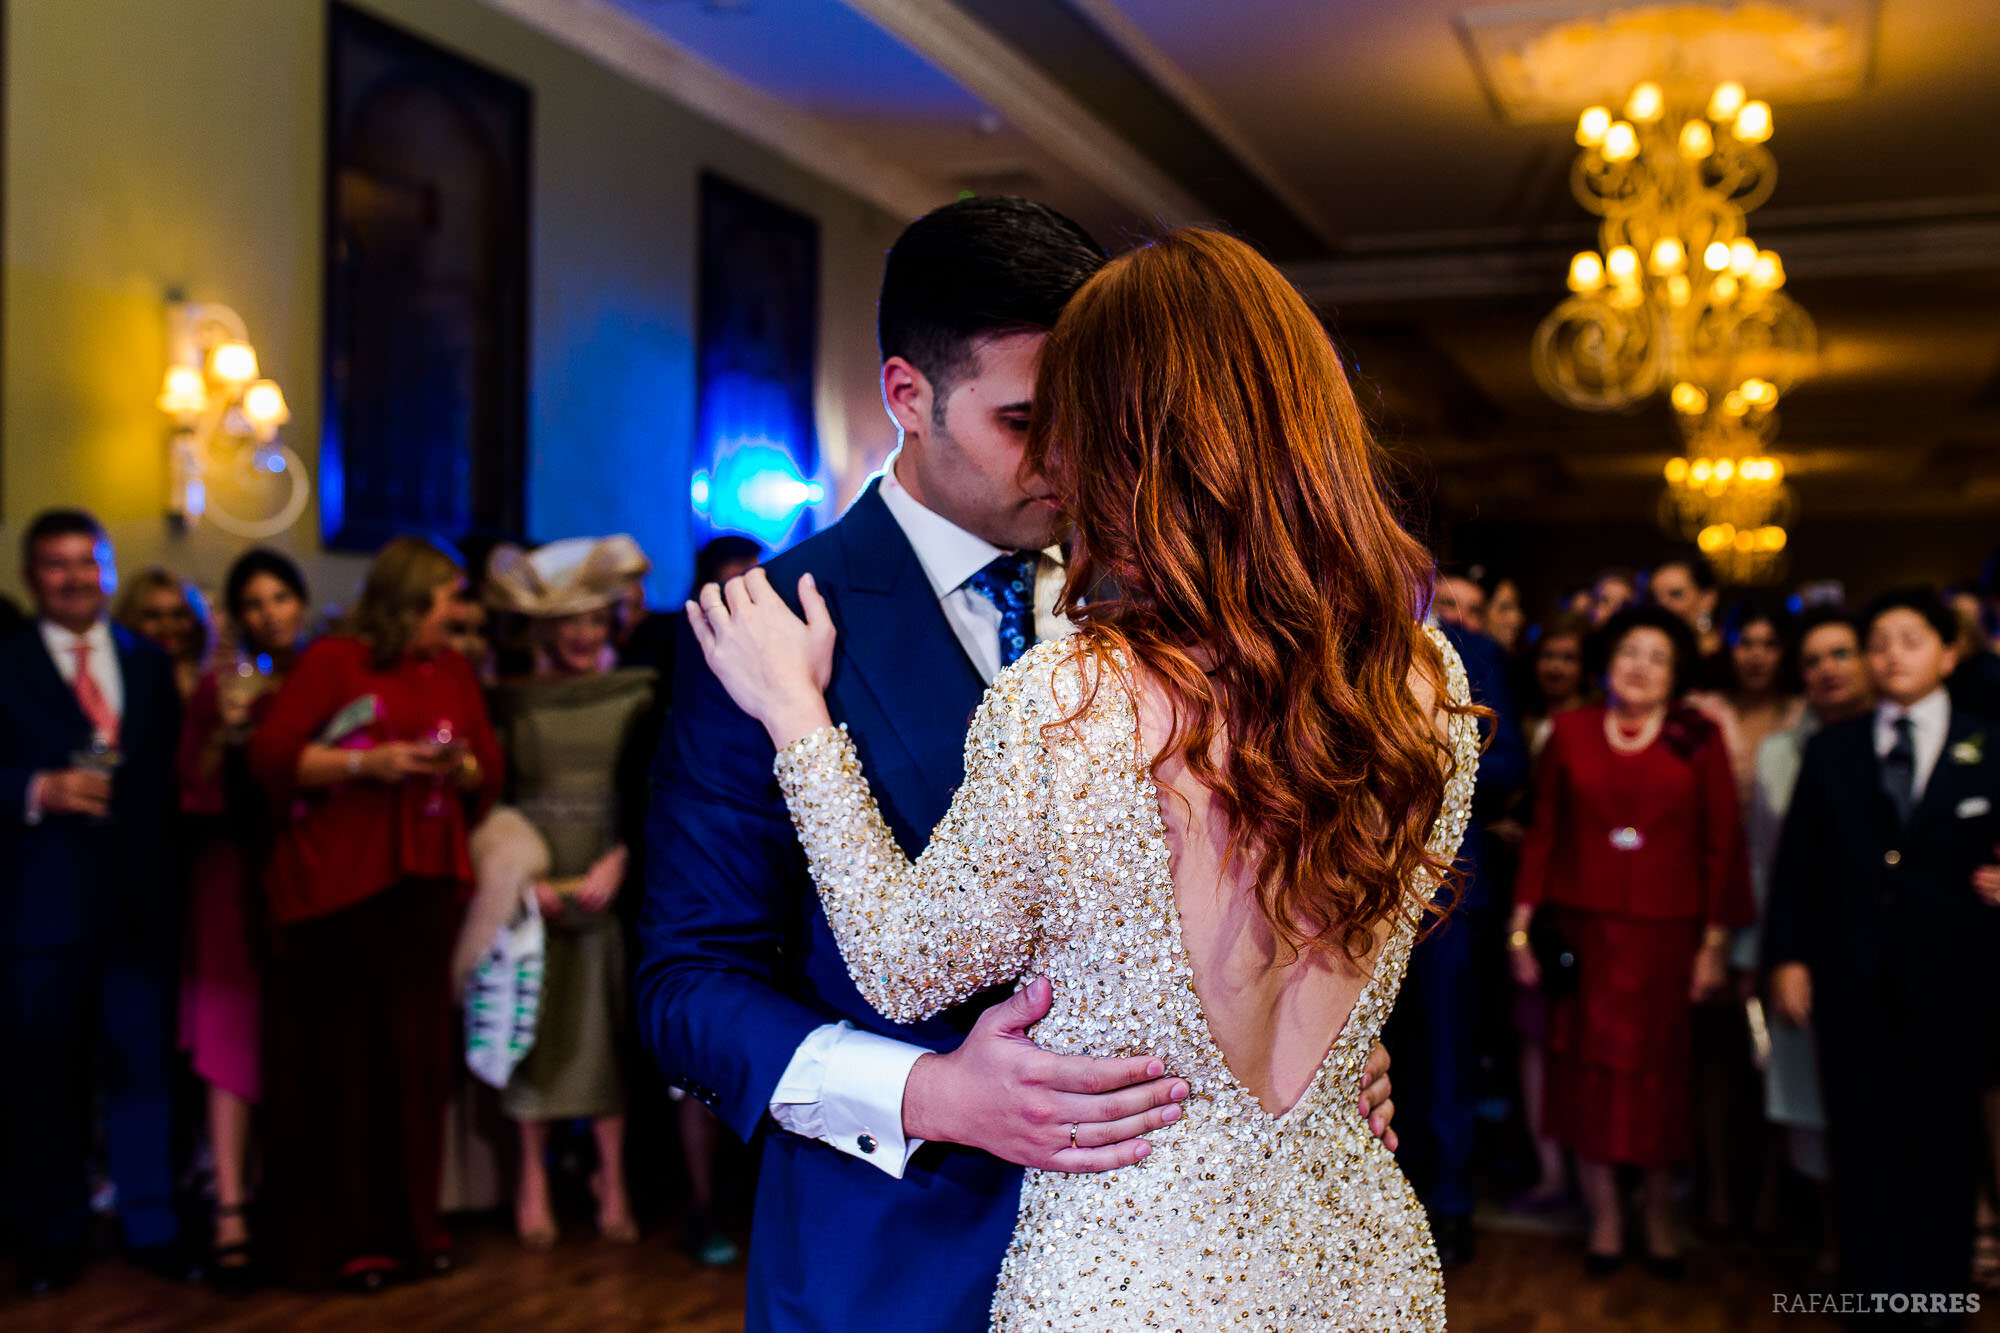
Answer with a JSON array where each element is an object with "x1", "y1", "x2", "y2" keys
[{"x1": 1534, "y1": 80, "x2": 1815, "y2": 581}]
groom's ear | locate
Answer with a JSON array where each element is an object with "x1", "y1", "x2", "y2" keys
[{"x1": 881, "y1": 356, "x2": 934, "y2": 438}]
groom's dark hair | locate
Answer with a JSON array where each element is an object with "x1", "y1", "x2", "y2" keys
[{"x1": 878, "y1": 196, "x2": 1104, "y2": 406}]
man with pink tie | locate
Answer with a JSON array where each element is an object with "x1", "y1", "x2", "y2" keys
[{"x1": 0, "y1": 510, "x2": 186, "y2": 1294}]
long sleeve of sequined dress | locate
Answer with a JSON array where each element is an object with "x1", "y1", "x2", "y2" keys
[{"x1": 773, "y1": 652, "x2": 1057, "y2": 1026}]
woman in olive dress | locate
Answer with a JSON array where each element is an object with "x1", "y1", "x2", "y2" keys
[{"x1": 484, "y1": 536, "x2": 657, "y2": 1248}]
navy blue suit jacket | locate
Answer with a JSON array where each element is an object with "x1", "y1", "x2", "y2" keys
[
  {"x1": 0, "y1": 621, "x2": 181, "y2": 952},
  {"x1": 636, "y1": 483, "x2": 1023, "y2": 1331},
  {"x1": 1763, "y1": 705, "x2": 2000, "y2": 1028}
]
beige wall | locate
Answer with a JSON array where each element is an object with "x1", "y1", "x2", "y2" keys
[{"x1": 2, "y1": 0, "x2": 904, "y2": 612}]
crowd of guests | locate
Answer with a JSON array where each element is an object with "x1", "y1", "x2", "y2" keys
[
  {"x1": 1425, "y1": 550, "x2": 2000, "y2": 1317},
  {"x1": 4, "y1": 503, "x2": 1997, "y2": 1319},
  {"x1": 0, "y1": 506, "x2": 757, "y2": 1297}
]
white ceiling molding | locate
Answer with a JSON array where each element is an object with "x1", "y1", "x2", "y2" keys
[
  {"x1": 479, "y1": 0, "x2": 945, "y2": 220},
  {"x1": 1063, "y1": 0, "x2": 1337, "y2": 248},
  {"x1": 839, "y1": 0, "x2": 1211, "y2": 227}
]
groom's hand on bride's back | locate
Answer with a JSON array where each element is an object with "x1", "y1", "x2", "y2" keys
[
  {"x1": 900, "y1": 977, "x2": 1186, "y2": 1172},
  {"x1": 898, "y1": 978, "x2": 1399, "y2": 1172}
]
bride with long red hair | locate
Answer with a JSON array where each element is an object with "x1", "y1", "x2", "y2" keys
[{"x1": 692, "y1": 227, "x2": 1479, "y2": 1330}]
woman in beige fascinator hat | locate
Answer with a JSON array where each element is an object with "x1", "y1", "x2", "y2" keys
[{"x1": 480, "y1": 535, "x2": 657, "y2": 1249}]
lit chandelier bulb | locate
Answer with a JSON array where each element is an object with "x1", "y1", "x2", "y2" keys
[
  {"x1": 1712, "y1": 274, "x2": 1739, "y2": 301},
  {"x1": 1708, "y1": 81, "x2": 1747, "y2": 122},
  {"x1": 1703, "y1": 241, "x2": 1732, "y2": 271},
  {"x1": 1576, "y1": 106, "x2": 1612, "y2": 147},
  {"x1": 1729, "y1": 238, "x2": 1759, "y2": 275},
  {"x1": 1679, "y1": 120, "x2": 1715, "y2": 159},
  {"x1": 1625, "y1": 82, "x2": 1664, "y2": 123},
  {"x1": 1671, "y1": 382, "x2": 1709, "y2": 415},
  {"x1": 1649, "y1": 237, "x2": 1688, "y2": 275},
  {"x1": 1665, "y1": 457, "x2": 1690, "y2": 484},
  {"x1": 1605, "y1": 245, "x2": 1640, "y2": 283},
  {"x1": 1568, "y1": 251, "x2": 1606, "y2": 292},
  {"x1": 1733, "y1": 100, "x2": 1773, "y2": 144},
  {"x1": 1748, "y1": 250, "x2": 1784, "y2": 290},
  {"x1": 1601, "y1": 121, "x2": 1640, "y2": 162}
]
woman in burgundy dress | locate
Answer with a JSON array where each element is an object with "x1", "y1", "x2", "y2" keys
[
  {"x1": 250, "y1": 538, "x2": 502, "y2": 1291},
  {"x1": 177, "y1": 549, "x2": 311, "y2": 1285},
  {"x1": 1508, "y1": 604, "x2": 1752, "y2": 1277}
]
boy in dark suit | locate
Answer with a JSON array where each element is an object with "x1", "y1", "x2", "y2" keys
[
  {"x1": 1766, "y1": 588, "x2": 2000, "y2": 1327},
  {"x1": 0, "y1": 510, "x2": 184, "y2": 1293}
]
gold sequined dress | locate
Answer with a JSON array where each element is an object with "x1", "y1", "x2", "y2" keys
[{"x1": 775, "y1": 630, "x2": 1479, "y2": 1331}]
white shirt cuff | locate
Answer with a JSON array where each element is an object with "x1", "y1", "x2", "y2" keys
[{"x1": 769, "y1": 1021, "x2": 929, "y2": 1179}]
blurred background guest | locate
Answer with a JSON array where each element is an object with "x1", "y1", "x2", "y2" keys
[
  {"x1": 176, "y1": 548, "x2": 311, "y2": 1288},
  {"x1": 113, "y1": 565, "x2": 211, "y2": 701},
  {"x1": 0, "y1": 510, "x2": 187, "y2": 1294},
  {"x1": 250, "y1": 537, "x2": 501, "y2": 1291},
  {"x1": 1589, "y1": 566, "x2": 1637, "y2": 624},
  {"x1": 1696, "y1": 596, "x2": 1804, "y2": 803},
  {"x1": 1684, "y1": 595, "x2": 1802, "y2": 1238},
  {"x1": 1478, "y1": 567, "x2": 1526, "y2": 655},
  {"x1": 1521, "y1": 614, "x2": 1593, "y2": 758},
  {"x1": 620, "y1": 535, "x2": 760, "y2": 1265},
  {"x1": 1498, "y1": 611, "x2": 1596, "y2": 1215},
  {"x1": 618, "y1": 535, "x2": 760, "y2": 677},
  {"x1": 1387, "y1": 612, "x2": 1527, "y2": 1267},
  {"x1": 1508, "y1": 605, "x2": 1752, "y2": 1277},
  {"x1": 483, "y1": 537, "x2": 657, "y2": 1250},
  {"x1": 1433, "y1": 564, "x2": 1486, "y2": 635},
  {"x1": 1645, "y1": 553, "x2": 1724, "y2": 671},
  {"x1": 1735, "y1": 605, "x2": 1873, "y2": 1274},
  {"x1": 1765, "y1": 589, "x2": 2000, "y2": 1318},
  {"x1": 1948, "y1": 552, "x2": 2000, "y2": 718}
]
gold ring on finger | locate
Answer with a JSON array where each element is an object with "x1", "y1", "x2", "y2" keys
[{"x1": 1068, "y1": 1122, "x2": 1079, "y2": 1149}]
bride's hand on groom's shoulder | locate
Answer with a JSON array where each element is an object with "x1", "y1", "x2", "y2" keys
[{"x1": 688, "y1": 568, "x2": 837, "y2": 748}]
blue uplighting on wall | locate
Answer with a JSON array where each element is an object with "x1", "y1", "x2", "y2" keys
[
  {"x1": 692, "y1": 363, "x2": 822, "y2": 551},
  {"x1": 691, "y1": 437, "x2": 826, "y2": 549}
]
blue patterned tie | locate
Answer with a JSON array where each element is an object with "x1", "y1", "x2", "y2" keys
[{"x1": 965, "y1": 551, "x2": 1040, "y2": 670}]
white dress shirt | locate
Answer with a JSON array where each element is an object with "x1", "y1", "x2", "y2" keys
[
  {"x1": 1874, "y1": 686, "x2": 1951, "y2": 804},
  {"x1": 24, "y1": 618, "x2": 124, "y2": 822},
  {"x1": 766, "y1": 454, "x2": 1071, "y2": 1177}
]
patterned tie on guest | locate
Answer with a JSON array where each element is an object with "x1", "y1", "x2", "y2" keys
[
  {"x1": 965, "y1": 551, "x2": 1040, "y2": 671},
  {"x1": 1882, "y1": 714, "x2": 1916, "y2": 825},
  {"x1": 71, "y1": 639, "x2": 121, "y2": 747}
]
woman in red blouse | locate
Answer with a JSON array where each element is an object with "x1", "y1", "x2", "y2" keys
[
  {"x1": 250, "y1": 538, "x2": 501, "y2": 1291},
  {"x1": 1508, "y1": 604, "x2": 1752, "y2": 1278}
]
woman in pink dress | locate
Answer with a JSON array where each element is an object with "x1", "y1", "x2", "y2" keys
[{"x1": 177, "y1": 549, "x2": 310, "y2": 1286}]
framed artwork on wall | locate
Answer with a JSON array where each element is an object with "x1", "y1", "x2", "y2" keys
[
  {"x1": 322, "y1": 2, "x2": 530, "y2": 551},
  {"x1": 692, "y1": 172, "x2": 822, "y2": 552}
]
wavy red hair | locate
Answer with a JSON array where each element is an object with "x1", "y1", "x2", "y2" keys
[{"x1": 1027, "y1": 228, "x2": 1474, "y2": 959}]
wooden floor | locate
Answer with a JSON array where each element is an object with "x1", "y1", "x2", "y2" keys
[{"x1": 4, "y1": 1221, "x2": 1993, "y2": 1330}]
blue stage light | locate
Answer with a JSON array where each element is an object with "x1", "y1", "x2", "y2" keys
[{"x1": 695, "y1": 437, "x2": 822, "y2": 548}]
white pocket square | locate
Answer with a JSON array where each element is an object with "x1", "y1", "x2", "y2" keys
[{"x1": 1958, "y1": 796, "x2": 1992, "y2": 819}]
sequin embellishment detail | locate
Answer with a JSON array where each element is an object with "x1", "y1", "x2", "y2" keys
[{"x1": 775, "y1": 627, "x2": 1480, "y2": 1329}]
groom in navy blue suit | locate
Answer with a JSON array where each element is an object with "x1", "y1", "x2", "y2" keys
[
  {"x1": 0, "y1": 510, "x2": 183, "y2": 1294},
  {"x1": 638, "y1": 199, "x2": 1396, "y2": 1329}
]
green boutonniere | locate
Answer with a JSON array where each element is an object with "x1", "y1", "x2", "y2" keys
[{"x1": 1952, "y1": 733, "x2": 1986, "y2": 766}]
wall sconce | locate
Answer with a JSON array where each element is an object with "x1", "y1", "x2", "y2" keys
[{"x1": 158, "y1": 300, "x2": 311, "y2": 538}]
